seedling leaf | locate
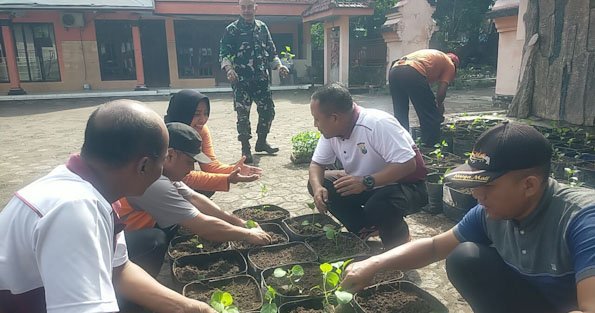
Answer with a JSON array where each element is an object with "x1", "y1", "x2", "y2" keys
[
  {"x1": 335, "y1": 290, "x2": 353, "y2": 304},
  {"x1": 245, "y1": 220, "x2": 258, "y2": 229},
  {"x1": 260, "y1": 303, "x2": 278, "y2": 313},
  {"x1": 273, "y1": 268, "x2": 287, "y2": 278},
  {"x1": 320, "y1": 263, "x2": 333, "y2": 273}
]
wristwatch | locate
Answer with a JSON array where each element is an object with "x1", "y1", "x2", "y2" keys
[{"x1": 362, "y1": 175, "x2": 375, "y2": 190}]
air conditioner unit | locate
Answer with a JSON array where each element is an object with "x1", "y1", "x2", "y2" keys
[{"x1": 61, "y1": 13, "x2": 85, "y2": 28}]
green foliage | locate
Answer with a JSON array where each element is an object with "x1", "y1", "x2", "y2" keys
[
  {"x1": 350, "y1": 0, "x2": 398, "y2": 39},
  {"x1": 260, "y1": 183, "x2": 269, "y2": 198},
  {"x1": 301, "y1": 202, "x2": 318, "y2": 227},
  {"x1": 430, "y1": 140, "x2": 449, "y2": 162},
  {"x1": 291, "y1": 130, "x2": 321, "y2": 162},
  {"x1": 189, "y1": 236, "x2": 204, "y2": 249},
  {"x1": 273, "y1": 265, "x2": 305, "y2": 294},
  {"x1": 280, "y1": 46, "x2": 295, "y2": 63},
  {"x1": 210, "y1": 290, "x2": 239, "y2": 313},
  {"x1": 311, "y1": 23, "x2": 324, "y2": 49},
  {"x1": 312, "y1": 260, "x2": 354, "y2": 312},
  {"x1": 564, "y1": 167, "x2": 583, "y2": 188},
  {"x1": 260, "y1": 286, "x2": 278, "y2": 313},
  {"x1": 245, "y1": 220, "x2": 258, "y2": 229},
  {"x1": 323, "y1": 224, "x2": 340, "y2": 250}
]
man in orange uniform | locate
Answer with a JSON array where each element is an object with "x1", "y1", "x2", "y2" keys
[{"x1": 389, "y1": 49, "x2": 459, "y2": 147}]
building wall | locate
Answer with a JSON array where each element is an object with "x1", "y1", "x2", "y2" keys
[
  {"x1": 382, "y1": 0, "x2": 436, "y2": 80},
  {"x1": 494, "y1": 15, "x2": 523, "y2": 96}
]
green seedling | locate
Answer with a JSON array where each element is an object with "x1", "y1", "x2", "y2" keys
[
  {"x1": 273, "y1": 264, "x2": 305, "y2": 294},
  {"x1": 323, "y1": 224, "x2": 340, "y2": 250},
  {"x1": 260, "y1": 183, "x2": 269, "y2": 198},
  {"x1": 260, "y1": 286, "x2": 278, "y2": 313},
  {"x1": 311, "y1": 260, "x2": 353, "y2": 312},
  {"x1": 301, "y1": 202, "x2": 317, "y2": 227},
  {"x1": 210, "y1": 290, "x2": 239, "y2": 313},
  {"x1": 245, "y1": 219, "x2": 258, "y2": 229},
  {"x1": 564, "y1": 167, "x2": 583, "y2": 188},
  {"x1": 189, "y1": 236, "x2": 204, "y2": 250}
]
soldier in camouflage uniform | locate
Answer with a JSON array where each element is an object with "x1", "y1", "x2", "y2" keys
[{"x1": 220, "y1": 0, "x2": 289, "y2": 164}]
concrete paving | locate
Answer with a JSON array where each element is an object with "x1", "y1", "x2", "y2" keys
[{"x1": 0, "y1": 87, "x2": 496, "y2": 312}]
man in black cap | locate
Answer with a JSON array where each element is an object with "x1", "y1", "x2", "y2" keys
[
  {"x1": 118, "y1": 122, "x2": 271, "y2": 278},
  {"x1": 340, "y1": 121, "x2": 595, "y2": 313}
]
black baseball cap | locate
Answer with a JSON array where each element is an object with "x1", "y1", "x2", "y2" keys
[
  {"x1": 166, "y1": 122, "x2": 212, "y2": 164},
  {"x1": 444, "y1": 121, "x2": 552, "y2": 188}
]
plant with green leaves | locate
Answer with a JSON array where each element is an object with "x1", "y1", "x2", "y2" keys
[
  {"x1": 564, "y1": 167, "x2": 583, "y2": 188},
  {"x1": 279, "y1": 46, "x2": 295, "y2": 65},
  {"x1": 291, "y1": 131, "x2": 321, "y2": 163},
  {"x1": 260, "y1": 286, "x2": 278, "y2": 313},
  {"x1": 210, "y1": 290, "x2": 239, "y2": 313},
  {"x1": 273, "y1": 264, "x2": 305, "y2": 294},
  {"x1": 245, "y1": 219, "x2": 258, "y2": 229},
  {"x1": 189, "y1": 236, "x2": 204, "y2": 250},
  {"x1": 323, "y1": 224, "x2": 341, "y2": 250},
  {"x1": 311, "y1": 260, "x2": 353, "y2": 312},
  {"x1": 301, "y1": 202, "x2": 321, "y2": 228},
  {"x1": 260, "y1": 183, "x2": 269, "y2": 198}
]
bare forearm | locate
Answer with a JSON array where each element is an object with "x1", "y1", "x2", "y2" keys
[
  {"x1": 308, "y1": 162, "x2": 326, "y2": 190},
  {"x1": 189, "y1": 193, "x2": 243, "y2": 226},
  {"x1": 114, "y1": 262, "x2": 209, "y2": 313},
  {"x1": 436, "y1": 83, "x2": 448, "y2": 105},
  {"x1": 180, "y1": 214, "x2": 250, "y2": 242},
  {"x1": 372, "y1": 158, "x2": 416, "y2": 186}
]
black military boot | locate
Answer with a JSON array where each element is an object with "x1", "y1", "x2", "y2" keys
[
  {"x1": 255, "y1": 133, "x2": 279, "y2": 154},
  {"x1": 241, "y1": 139, "x2": 253, "y2": 164}
]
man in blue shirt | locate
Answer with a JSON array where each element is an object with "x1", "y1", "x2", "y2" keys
[{"x1": 341, "y1": 121, "x2": 595, "y2": 313}]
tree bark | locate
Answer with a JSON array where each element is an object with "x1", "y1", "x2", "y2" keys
[{"x1": 508, "y1": 0, "x2": 595, "y2": 126}]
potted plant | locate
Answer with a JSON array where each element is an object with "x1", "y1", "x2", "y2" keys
[
  {"x1": 233, "y1": 204, "x2": 290, "y2": 225},
  {"x1": 231, "y1": 223, "x2": 289, "y2": 253},
  {"x1": 261, "y1": 262, "x2": 322, "y2": 304},
  {"x1": 422, "y1": 173, "x2": 445, "y2": 214},
  {"x1": 168, "y1": 235, "x2": 230, "y2": 259},
  {"x1": 247, "y1": 242, "x2": 317, "y2": 277},
  {"x1": 290, "y1": 130, "x2": 321, "y2": 164},
  {"x1": 353, "y1": 280, "x2": 448, "y2": 313},
  {"x1": 172, "y1": 250, "x2": 247, "y2": 287},
  {"x1": 282, "y1": 213, "x2": 341, "y2": 242},
  {"x1": 305, "y1": 226, "x2": 370, "y2": 263},
  {"x1": 183, "y1": 275, "x2": 263, "y2": 312}
]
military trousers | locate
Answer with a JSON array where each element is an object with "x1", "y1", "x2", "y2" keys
[{"x1": 232, "y1": 78, "x2": 275, "y2": 141}]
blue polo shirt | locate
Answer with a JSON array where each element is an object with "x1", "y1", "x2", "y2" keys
[{"x1": 454, "y1": 179, "x2": 595, "y2": 312}]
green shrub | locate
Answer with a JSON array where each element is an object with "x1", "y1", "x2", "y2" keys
[{"x1": 291, "y1": 130, "x2": 321, "y2": 164}]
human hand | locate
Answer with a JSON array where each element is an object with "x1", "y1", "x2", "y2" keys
[
  {"x1": 333, "y1": 175, "x2": 366, "y2": 196},
  {"x1": 226, "y1": 69, "x2": 238, "y2": 83},
  {"x1": 228, "y1": 168, "x2": 260, "y2": 184},
  {"x1": 340, "y1": 259, "x2": 377, "y2": 293},
  {"x1": 246, "y1": 228, "x2": 272, "y2": 245},
  {"x1": 182, "y1": 299, "x2": 217, "y2": 313},
  {"x1": 234, "y1": 156, "x2": 263, "y2": 176},
  {"x1": 279, "y1": 65, "x2": 289, "y2": 78},
  {"x1": 312, "y1": 186, "x2": 329, "y2": 214}
]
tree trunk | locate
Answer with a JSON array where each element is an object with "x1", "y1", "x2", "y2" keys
[{"x1": 508, "y1": 0, "x2": 595, "y2": 126}]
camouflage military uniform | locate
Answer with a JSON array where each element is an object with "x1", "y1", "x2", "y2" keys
[{"x1": 220, "y1": 17, "x2": 282, "y2": 141}]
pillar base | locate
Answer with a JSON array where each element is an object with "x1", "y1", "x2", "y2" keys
[
  {"x1": 7, "y1": 87, "x2": 26, "y2": 95},
  {"x1": 134, "y1": 85, "x2": 149, "y2": 91}
]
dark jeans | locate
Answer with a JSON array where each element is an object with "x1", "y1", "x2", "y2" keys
[
  {"x1": 389, "y1": 65, "x2": 443, "y2": 147},
  {"x1": 446, "y1": 242, "x2": 557, "y2": 313},
  {"x1": 309, "y1": 173, "x2": 427, "y2": 249},
  {"x1": 124, "y1": 228, "x2": 169, "y2": 278}
]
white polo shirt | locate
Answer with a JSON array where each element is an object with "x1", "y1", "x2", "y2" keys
[
  {"x1": 0, "y1": 165, "x2": 127, "y2": 313},
  {"x1": 312, "y1": 106, "x2": 416, "y2": 184}
]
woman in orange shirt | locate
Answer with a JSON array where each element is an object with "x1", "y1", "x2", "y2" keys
[{"x1": 165, "y1": 90, "x2": 262, "y2": 195}]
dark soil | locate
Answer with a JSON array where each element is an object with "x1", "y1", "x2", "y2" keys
[
  {"x1": 306, "y1": 233, "x2": 369, "y2": 262},
  {"x1": 264, "y1": 263, "x2": 322, "y2": 297},
  {"x1": 169, "y1": 236, "x2": 228, "y2": 259},
  {"x1": 177, "y1": 226, "x2": 193, "y2": 236},
  {"x1": 356, "y1": 289, "x2": 433, "y2": 313},
  {"x1": 233, "y1": 229, "x2": 288, "y2": 250},
  {"x1": 185, "y1": 276, "x2": 262, "y2": 312},
  {"x1": 174, "y1": 258, "x2": 242, "y2": 283},
  {"x1": 286, "y1": 214, "x2": 338, "y2": 236},
  {"x1": 372, "y1": 268, "x2": 404, "y2": 285},
  {"x1": 286, "y1": 307, "x2": 323, "y2": 313},
  {"x1": 249, "y1": 244, "x2": 317, "y2": 270},
  {"x1": 233, "y1": 205, "x2": 289, "y2": 222}
]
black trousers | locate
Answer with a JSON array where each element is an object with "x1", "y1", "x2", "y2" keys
[
  {"x1": 446, "y1": 242, "x2": 558, "y2": 313},
  {"x1": 124, "y1": 228, "x2": 169, "y2": 278},
  {"x1": 309, "y1": 174, "x2": 427, "y2": 249},
  {"x1": 389, "y1": 65, "x2": 443, "y2": 147}
]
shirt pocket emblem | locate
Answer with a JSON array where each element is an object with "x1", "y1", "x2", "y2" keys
[{"x1": 357, "y1": 142, "x2": 367, "y2": 154}]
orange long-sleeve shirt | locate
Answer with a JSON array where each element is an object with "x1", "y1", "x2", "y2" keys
[{"x1": 182, "y1": 125, "x2": 236, "y2": 192}]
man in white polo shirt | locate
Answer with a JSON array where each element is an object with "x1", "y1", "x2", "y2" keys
[
  {"x1": 308, "y1": 83, "x2": 428, "y2": 249},
  {"x1": 0, "y1": 101, "x2": 214, "y2": 313}
]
